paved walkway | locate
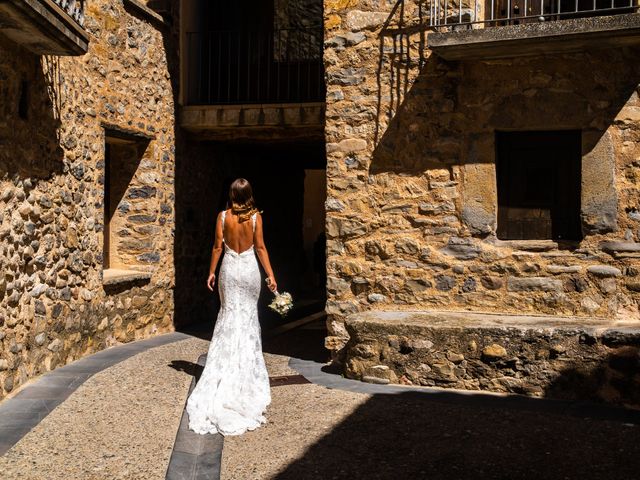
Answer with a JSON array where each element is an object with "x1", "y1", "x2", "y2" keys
[
  {"x1": 0, "y1": 332, "x2": 193, "y2": 456},
  {"x1": 0, "y1": 333, "x2": 209, "y2": 479},
  {"x1": 165, "y1": 353, "x2": 223, "y2": 480},
  {"x1": 1, "y1": 320, "x2": 640, "y2": 480}
]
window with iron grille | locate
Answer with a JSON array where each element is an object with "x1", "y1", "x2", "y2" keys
[{"x1": 496, "y1": 130, "x2": 582, "y2": 241}]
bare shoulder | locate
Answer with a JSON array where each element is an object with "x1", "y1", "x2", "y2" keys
[{"x1": 252, "y1": 212, "x2": 263, "y2": 233}]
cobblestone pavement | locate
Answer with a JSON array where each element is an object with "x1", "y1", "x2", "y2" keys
[{"x1": 1, "y1": 323, "x2": 640, "y2": 480}]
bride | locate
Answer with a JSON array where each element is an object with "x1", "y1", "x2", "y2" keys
[{"x1": 186, "y1": 178, "x2": 277, "y2": 436}]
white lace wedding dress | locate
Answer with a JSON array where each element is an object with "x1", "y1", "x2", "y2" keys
[{"x1": 186, "y1": 211, "x2": 271, "y2": 436}]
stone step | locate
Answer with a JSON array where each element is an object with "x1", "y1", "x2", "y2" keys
[{"x1": 343, "y1": 310, "x2": 640, "y2": 407}]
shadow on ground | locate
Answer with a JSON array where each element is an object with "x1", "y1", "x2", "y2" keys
[
  {"x1": 168, "y1": 360, "x2": 204, "y2": 383},
  {"x1": 263, "y1": 327, "x2": 329, "y2": 364},
  {"x1": 274, "y1": 388, "x2": 640, "y2": 480}
]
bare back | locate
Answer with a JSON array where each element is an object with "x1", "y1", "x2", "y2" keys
[
  {"x1": 208, "y1": 206, "x2": 276, "y2": 293},
  {"x1": 222, "y1": 209, "x2": 255, "y2": 255}
]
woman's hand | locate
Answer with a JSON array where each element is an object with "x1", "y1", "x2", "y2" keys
[
  {"x1": 266, "y1": 275, "x2": 277, "y2": 293},
  {"x1": 207, "y1": 273, "x2": 216, "y2": 291}
]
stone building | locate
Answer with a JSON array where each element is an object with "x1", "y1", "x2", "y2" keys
[
  {"x1": 324, "y1": 2, "x2": 640, "y2": 402},
  {"x1": 0, "y1": 0, "x2": 329, "y2": 401},
  {"x1": 175, "y1": 0, "x2": 327, "y2": 326},
  {"x1": 0, "y1": 0, "x2": 177, "y2": 399},
  {"x1": 2, "y1": 0, "x2": 639, "y2": 405}
]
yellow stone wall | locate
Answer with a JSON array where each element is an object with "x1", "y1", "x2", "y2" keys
[
  {"x1": 0, "y1": 0, "x2": 176, "y2": 398},
  {"x1": 323, "y1": 2, "x2": 640, "y2": 354}
]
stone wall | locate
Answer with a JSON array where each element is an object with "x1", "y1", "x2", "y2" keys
[
  {"x1": 343, "y1": 311, "x2": 640, "y2": 406},
  {"x1": 323, "y1": 2, "x2": 640, "y2": 355},
  {"x1": 274, "y1": 0, "x2": 324, "y2": 62},
  {"x1": 0, "y1": 0, "x2": 176, "y2": 399}
]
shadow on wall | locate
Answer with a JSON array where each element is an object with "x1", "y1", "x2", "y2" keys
[
  {"x1": 0, "y1": 40, "x2": 64, "y2": 178},
  {"x1": 370, "y1": 1, "x2": 640, "y2": 176},
  {"x1": 274, "y1": 387, "x2": 640, "y2": 480},
  {"x1": 147, "y1": 1, "x2": 203, "y2": 331},
  {"x1": 544, "y1": 345, "x2": 640, "y2": 407}
]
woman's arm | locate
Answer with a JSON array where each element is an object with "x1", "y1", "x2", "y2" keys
[
  {"x1": 207, "y1": 212, "x2": 224, "y2": 291},
  {"x1": 254, "y1": 213, "x2": 277, "y2": 292}
]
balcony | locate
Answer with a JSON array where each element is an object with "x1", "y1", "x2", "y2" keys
[
  {"x1": 427, "y1": 0, "x2": 640, "y2": 59},
  {"x1": 181, "y1": 27, "x2": 325, "y2": 141},
  {"x1": 0, "y1": 0, "x2": 89, "y2": 55}
]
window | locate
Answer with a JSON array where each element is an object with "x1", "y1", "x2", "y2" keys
[
  {"x1": 103, "y1": 130, "x2": 152, "y2": 274},
  {"x1": 496, "y1": 130, "x2": 582, "y2": 241}
]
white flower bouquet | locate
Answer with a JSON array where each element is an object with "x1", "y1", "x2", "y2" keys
[{"x1": 268, "y1": 291, "x2": 293, "y2": 317}]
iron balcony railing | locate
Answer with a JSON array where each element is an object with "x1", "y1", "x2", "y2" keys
[
  {"x1": 428, "y1": 0, "x2": 639, "y2": 29},
  {"x1": 52, "y1": 0, "x2": 86, "y2": 27},
  {"x1": 186, "y1": 27, "x2": 325, "y2": 105}
]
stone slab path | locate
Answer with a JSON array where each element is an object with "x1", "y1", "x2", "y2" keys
[{"x1": 166, "y1": 354, "x2": 223, "y2": 480}]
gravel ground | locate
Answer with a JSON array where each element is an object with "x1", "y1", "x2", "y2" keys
[
  {"x1": 221, "y1": 327, "x2": 373, "y2": 480},
  {"x1": 263, "y1": 352, "x2": 300, "y2": 377},
  {"x1": 3, "y1": 325, "x2": 637, "y2": 480},
  {"x1": 222, "y1": 354, "x2": 370, "y2": 480},
  {"x1": 0, "y1": 337, "x2": 209, "y2": 480},
  {"x1": 223, "y1": 351, "x2": 640, "y2": 480},
  {"x1": 222, "y1": 377, "x2": 640, "y2": 480}
]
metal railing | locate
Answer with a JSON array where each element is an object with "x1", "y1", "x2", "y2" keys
[
  {"x1": 52, "y1": 0, "x2": 85, "y2": 27},
  {"x1": 428, "y1": 0, "x2": 639, "y2": 28},
  {"x1": 185, "y1": 27, "x2": 325, "y2": 105}
]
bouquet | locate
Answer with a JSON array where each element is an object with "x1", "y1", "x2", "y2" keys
[{"x1": 268, "y1": 290, "x2": 293, "y2": 317}]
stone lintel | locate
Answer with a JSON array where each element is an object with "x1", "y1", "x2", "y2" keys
[
  {"x1": 123, "y1": 0, "x2": 169, "y2": 27},
  {"x1": 428, "y1": 13, "x2": 640, "y2": 61},
  {"x1": 102, "y1": 123, "x2": 156, "y2": 142},
  {"x1": 102, "y1": 268, "x2": 152, "y2": 286},
  {"x1": 0, "y1": 0, "x2": 89, "y2": 55},
  {"x1": 180, "y1": 103, "x2": 326, "y2": 141}
]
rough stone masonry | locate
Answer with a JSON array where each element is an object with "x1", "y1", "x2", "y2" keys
[
  {"x1": 0, "y1": 0, "x2": 176, "y2": 400},
  {"x1": 323, "y1": 1, "x2": 640, "y2": 391}
]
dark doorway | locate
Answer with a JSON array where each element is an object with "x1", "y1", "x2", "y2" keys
[
  {"x1": 174, "y1": 140, "x2": 326, "y2": 335},
  {"x1": 496, "y1": 130, "x2": 582, "y2": 241}
]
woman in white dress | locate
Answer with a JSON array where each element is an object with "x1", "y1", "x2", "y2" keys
[{"x1": 186, "y1": 178, "x2": 277, "y2": 436}]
